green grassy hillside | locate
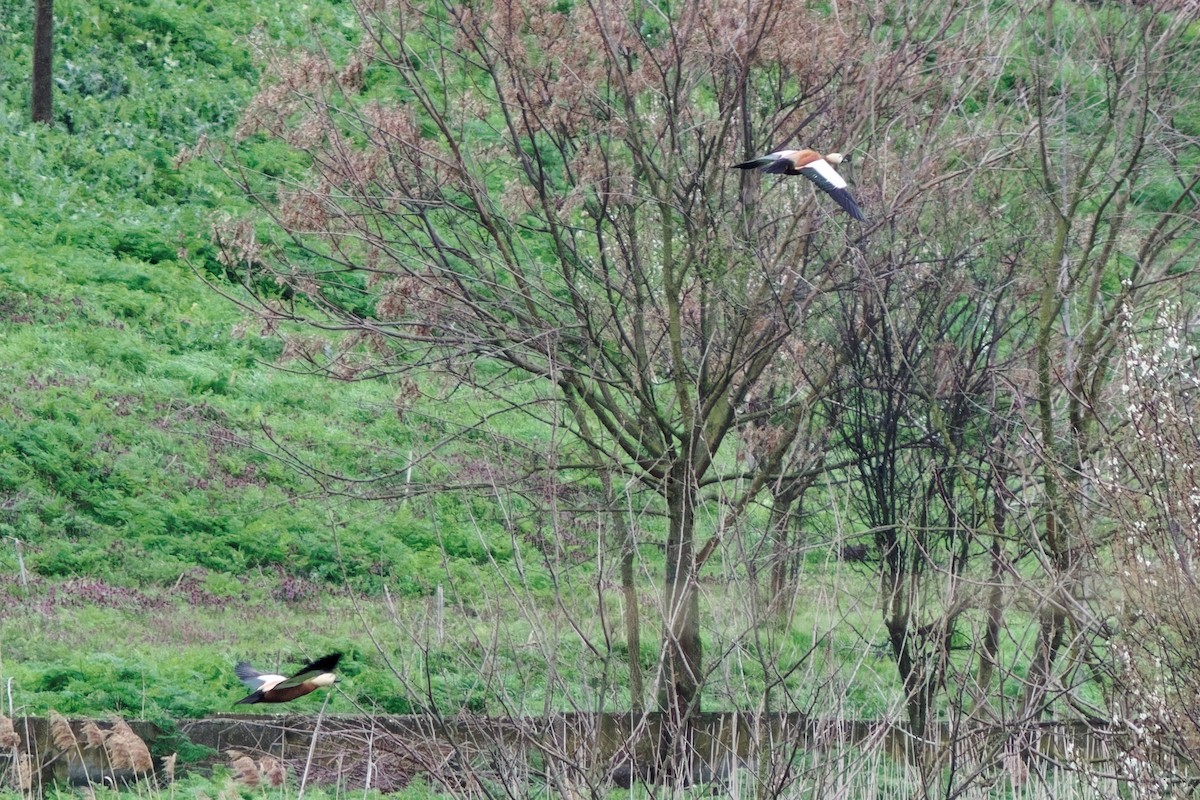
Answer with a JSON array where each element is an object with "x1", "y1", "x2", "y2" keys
[
  {"x1": 0, "y1": 0, "x2": 525, "y2": 593},
  {"x1": 0, "y1": 0, "x2": 560, "y2": 724}
]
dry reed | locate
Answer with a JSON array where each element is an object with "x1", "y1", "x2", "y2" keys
[
  {"x1": 16, "y1": 752, "x2": 33, "y2": 792},
  {"x1": 259, "y1": 755, "x2": 286, "y2": 788},
  {"x1": 228, "y1": 750, "x2": 259, "y2": 788},
  {"x1": 105, "y1": 718, "x2": 153, "y2": 773},
  {"x1": 82, "y1": 720, "x2": 106, "y2": 749},
  {"x1": 0, "y1": 714, "x2": 18, "y2": 749},
  {"x1": 48, "y1": 710, "x2": 77, "y2": 751}
]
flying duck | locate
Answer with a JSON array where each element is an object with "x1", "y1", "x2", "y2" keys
[
  {"x1": 733, "y1": 149, "x2": 866, "y2": 221},
  {"x1": 234, "y1": 652, "x2": 342, "y2": 705}
]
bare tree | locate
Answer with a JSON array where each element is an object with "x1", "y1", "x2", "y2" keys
[
  {"x1": 206, "y1": 0, "x2": 1200, "y2": 789},
  {"x1": 1104, "y1": 301, "x2": 1200, "y2": 788},
  {"x1": 803, "y1": 0, "x2": 1200, "y2": 744},
  {"x1": 213, "y1": 0, "x2": 1013, "y2": 742},
  {"x1": 1012, "y1": 0, "x2": 1200, "y2": 728},
  {"x1": 218, "y1": 0, "x2": 879, "y2": 747},
  {"x1": 31, "y1": 0, "x2": 53, "y2": 124}
]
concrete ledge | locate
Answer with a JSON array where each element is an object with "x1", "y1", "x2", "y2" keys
[{"x1": 2, "y1": 713, "x2": 1114, "y2": 791}]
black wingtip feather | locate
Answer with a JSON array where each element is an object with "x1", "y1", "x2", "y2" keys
[
  {"x1": 838, "y1": 200, "x2": 867, "y2": 222},
  {"x1": 297, "y1": 652, "x2": 343, "y2": 675},
  {"x1": 732, "y1": 157, "x2": 772, "y2": 170},
  {"x1": 832, "y1": 190, "x2": 867, "y2": 222}
]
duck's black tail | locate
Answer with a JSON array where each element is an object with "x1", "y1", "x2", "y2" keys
[{"x1": 732, "y1": 156, "x2": 774, "y2": 170}]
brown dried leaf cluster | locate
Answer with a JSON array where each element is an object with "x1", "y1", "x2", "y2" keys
[
  {"x1": 375, "y1": 275, "x2": 436, "y2": 325},
  {"x1": 212, "y1": 218, "x2": 262, "y2": 269},
  {"x1": 236, "y1": 50, "x2": 336, "y2": 141},
  {"x1": 277, "y1": 186, "x2": 331, "y2": 234}
]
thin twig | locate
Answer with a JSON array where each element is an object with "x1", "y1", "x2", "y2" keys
[{"x1": 298, "y1": 689, "x2": 333, "y2": 800}]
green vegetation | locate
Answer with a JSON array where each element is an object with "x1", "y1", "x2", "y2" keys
[
  {"x1": 0, "y1": 0, "x2": 520, "y2": 592},
  {"x1": 0, "y1": 0, "x2": 556, "y2": 726},
  {"x1": 0, "y1": 0, "x2": 1198, "y2": 796}
]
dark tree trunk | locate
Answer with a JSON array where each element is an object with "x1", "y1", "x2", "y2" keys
[
  {"x1": 656, "y1": 466, "x2": 701, "y2": 784},
  {"x1": 660, "y1": 469, "x2": 700, "y2": 718},
  {"x1": 621, "y1": 542, "x2": 643, "y2": 712},
  {"x1": 975, "y1": 479, "x2": 1010, "y2": 710},
  {"x1": 32, "y1": 0, "x2": 54, "y2": 125},
  {"x1": 768, "y1": 487, "x2": 801, "y2": 612}
]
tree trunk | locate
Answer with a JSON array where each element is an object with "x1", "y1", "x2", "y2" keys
[
  {"x1": 657, "y1": 466, "x2": 701, "y2": 783},
  {"x1": 1023, "y1": 600, "x2": 1067, "y2": 715},
  {"x1": 660, "y1": 472, "x2": 700, "y2": 715},
  {"x1": 975, "y1": 537, "x2": 1005, "y2": 708},
  {"x1": 1023, "y1": 212, "x2": 1074, "y2": 720},
  {"x1": 618, "y1": 510, "x2": 644, "y2": 712},
  {"x1": 31, "y1": 0, "x2": 53, "y2": 125},
  {"x1": 768, "y1": 487, "x2": 800, "y2": 613},
  {"x1": 879, "y1": 527, "x2": 931, "y2": 739},
  {"x1": 974, "y1": 475, "x2": 1010, "y2": 715}
]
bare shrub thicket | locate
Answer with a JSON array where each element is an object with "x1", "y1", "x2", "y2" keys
[
  {"x1": 1097, "y1": 301, "x2": 1200, "y2": 792},
  {"x1": 207, "y1": 0, "x2": 1200, "y2": 792}
]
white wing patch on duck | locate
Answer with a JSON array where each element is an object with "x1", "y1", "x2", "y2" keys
[{"x1": 733, "y1": 148, "x2": 867, "y2": 221}]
